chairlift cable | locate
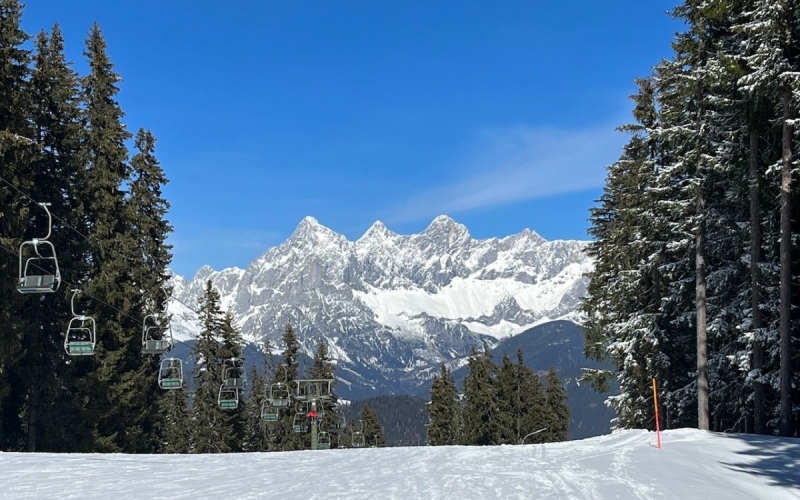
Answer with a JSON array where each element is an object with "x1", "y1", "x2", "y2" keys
[
  {"x1": 0, "y1": 241, "x2": 196, "y2": 354},
  {"x1": 0, "y1": 173, "x2": 204, "y2": 326}
]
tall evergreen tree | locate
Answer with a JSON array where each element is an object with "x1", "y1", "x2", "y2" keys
[
  {"x1": 494, "y1": 354, "x2": 518, "y2": 444},
  {"x1": 218, "y1": 311, "x2": 246, "y2": 452},
  {"x1": 426, "y1": 363, "x2": 459, "y2": 446},
  {"x1": 582, "y1": 78, "x2": 673, "y2": 429},
  {"x1": 0, "y1": 0, "x2": 33, "y2": 452},
  {"x1": 242, "y1": 361, "x2": 269, "y2": 452},
  {"x1": 191, "y1": 281, "x2": 235, "y2": 453},
  {"x1": 157, "y1": 388, "x2": 190, "y2": 453},
  {"x1": 460, "y1": 345, "x2": 500, "y2": 446},
  {"x1": 543, "y1": 367, "x2": 569, "y2": 442},
  {"x1": 582, "y1": 1, "x2": 800, "y2": 436},
  {"x1": 19, "y1": 24, "x2": 88, "y2": 452},
  {"x1": 360, "y1": 404, "x2": 386, "y2": 447},
  {"x1": 126, "y1": 127, "x2": 173, "y2": 451},
  {"x1": 270, "y1": 324, "x2": 305, "y2": 451},
  {"x1": 79, "y1": 22, "x2": 143, "y2": 452},
  {"x1": 513, "y1": 350, "x2": 548, "y2": 444},
  {"x1": 307, "y1": 339, "x2": 338, "y2": 444}
]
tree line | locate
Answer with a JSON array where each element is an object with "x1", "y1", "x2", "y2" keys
[
  {"x1": 0, "y1": 0, "x2": 172, "y2": 452},
  {"x1": 0, "y1": 0, "x2": 385, "y2": 453},
  {"x1": 160, "y1": 280, "x2": 385, "y2": 453},
  {"x1": 583, "y1": 0, "x2": 799, "y2": 436},
  {"x1": 427, "y1": 346, "x2": 569, "y2": 446}
]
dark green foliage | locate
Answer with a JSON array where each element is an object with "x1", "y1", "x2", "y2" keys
[
  {"x1": 360, "y1": 404, "x2": 386, "y2": 447},
  {"x1": 157, "y1": 388, "x2": 191, "y2": 453},
  {"x1": 0, "y1": 4, "x2": 175, "y2": 452},
  {"x1": 432, "y1": 343, "x2": 567, "y2": 446},
  {"x1": 269, "y1": 324, "x2": 308, "y2": 451},
  {"x1": 543, "y1": 367, "x2": 569, "y2": 442},
  {"x1": 460, "y1": 345, "x2": 501, "y2": 445},
  {"x1": 0, "y1": 0, "x2": 34, "y2": 451},
  {"x1": 505, "y1": 350, "x2": 549, "y2": 445},
  {"x1": 242, "y1": 358, "x2": 269, "y2": 452},
  {"x1": 79, "y1": 22, "x2": 157, "y2": 453},
  {"x1": 17, "y1": 24, "x2": 88, "y2": 452},
  {"x1": 191, "y1": 281, "x2": 240, "y2": 453},
  {"x1": 427, "y1": 363, "x2": 459, "y2": 445},
  {"x1": 307, "y1": 340, "x2": 339, "y2": 443},
  {"x1": 583, "y1": 0, "x2": 800, "y2": 436},
  {"x1": 345, "y1": 395, "x2": 428, "y2": 447}
]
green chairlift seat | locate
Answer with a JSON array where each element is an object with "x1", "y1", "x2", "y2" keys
[
  {"x1": 64, "y1": 290, "x2": 96, "y2": 356},
  {"x1": 222, "y1": 357, "x2": 246, "y2": 389},
  {"x1": 17, "y1": 204, "x2": 61, "y2": 294},
  {"x1": 261, "y1": 403, "x2": 280, "y2": 422},
  {"x1": 65, "y1": 339, "x2": 94, "y2": 356},
  {"x1": 293, "y1": 411, "x2": 309, "y2": 433},
  {"x1": 218, "y1": 385, "x2": 239, "y2": 409},
  {"x1": 317, "y1": 431, "x2": 331, "y2": 450},
  {"x1": 142, "y1": 313, "x2": 172, "y2": 355},
  {"x1": 158, "y1": 358, "x2": 183, "y2": 390}
]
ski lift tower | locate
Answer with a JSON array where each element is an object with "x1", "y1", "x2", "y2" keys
[{"x1": 293, "y1": 379, "x2": 334, "y2": 450}]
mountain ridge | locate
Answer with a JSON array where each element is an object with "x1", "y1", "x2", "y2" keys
[{"x1": 168, "y1": 215, "x2": 593, "y2": 396}]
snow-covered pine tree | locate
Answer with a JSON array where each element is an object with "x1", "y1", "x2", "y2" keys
[{"x1": 583, "y1": 77, "x2": 672, "y2": 429}]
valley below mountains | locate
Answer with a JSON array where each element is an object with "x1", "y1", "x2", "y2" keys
[{"x1": 167, "y1": 216, "x2": 609, "y2": 437}]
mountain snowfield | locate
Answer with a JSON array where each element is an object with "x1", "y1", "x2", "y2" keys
[
  {"x1": 167, "y1": 215, "x2": 593, "y2": 395},
  {"x1": 3, "y1": 429, "x2": 798, "y2": 499}
]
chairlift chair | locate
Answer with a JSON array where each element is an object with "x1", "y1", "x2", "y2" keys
[
  {"x1": 218, "y1": 384, "x2": 239, "y2": 409},
  {"x1": 158, "y1": 358, "x2": 183, "y2": 389},
  {"x1": 261, "y1": 401, "x2": 280, "y2": 422},
  {"x1": 351, "y1": 431, "x2": 366, "y2": 448},
  {"x1": 351, "y1": 419, "x2": 366, "y2": 448},
  {"x1": 292, "y1": 411, "x2": 309, "y2": 433},
  {"x1": 17, "y1": 203, "x2": 60, "y2": 294},
  {"x1": 317, "y1": 431, "x2": 331, "y2": 450},
  {"x1": 269, "y1": 382, "x2": 291, "y2": 408},
  {"x1": 142, "y1": 313, "x2": 172, "y2": 355},
  {"x1": 222, "y1": 357, "x2": 246, "y2": 390},
  {"x1": 64, "y1": 289, "x2": 95, "y2": 356}
]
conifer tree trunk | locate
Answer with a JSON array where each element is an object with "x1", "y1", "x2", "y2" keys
[
  {"x1": 696, "y1": 188, "x2": 709, "y2": 431},
  {"x1": 749, "y1": 125, "x2": 766, "y2": 435},
  {"x1": 778, "y1": 86, "x2": 793, "y2": 437},
  {"x1": 26, "y1": 387, "x2": 37, "y2": 452}
]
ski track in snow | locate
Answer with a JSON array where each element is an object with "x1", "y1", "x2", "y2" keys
[{"x1": 1, "y1": 429, "x2": 798, "y2": 499}]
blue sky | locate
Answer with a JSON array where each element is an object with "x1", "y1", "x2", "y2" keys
[{"x1": 21, "y1": 1, "x2": 682, "y2": 278}]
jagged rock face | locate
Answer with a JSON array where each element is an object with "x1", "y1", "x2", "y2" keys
[{"x1": 169, "y1": 215, "x2": 592, "y2": 395}]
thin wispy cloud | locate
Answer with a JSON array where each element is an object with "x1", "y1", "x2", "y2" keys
[{"x1": 386, "y1": 123, "x2": 625, "y2": 224}]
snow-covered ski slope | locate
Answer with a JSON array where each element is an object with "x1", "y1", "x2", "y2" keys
[{"x1": 2, "y1": 429, "x2": 798, "y2": 499}]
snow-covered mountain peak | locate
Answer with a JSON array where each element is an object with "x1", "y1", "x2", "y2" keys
[
  {"x1": 288, "y1": 216, "x2": 345, "y2": 248},
  {"x1": 417, "y1": 215, "x2": 471, "y2": 253},
  {"x1": 423, "y1": 215, "x2": 469, "y2": 235},
  {"x1": 193, "y1": 264, "x2": 216, "y2": 281},
  {"x1": 358, "y1": 220, "x2": 394, "y2": 241},
  {"x1": 169, "y1": 215, "x2": 592, "y2": 395}
]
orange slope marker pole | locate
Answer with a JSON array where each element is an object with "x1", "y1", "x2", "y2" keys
[{"x1": 652, "y1": 377, "x2": 662, "y2": 449}]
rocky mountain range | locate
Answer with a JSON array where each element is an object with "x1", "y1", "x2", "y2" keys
[{"x1": 168, "y1": 215, "x2": 593, "y2": 397}]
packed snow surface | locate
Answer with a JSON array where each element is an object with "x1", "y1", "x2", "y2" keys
[{"x1": 2, "y1": 429, "x2": 798, "y2": 499}]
